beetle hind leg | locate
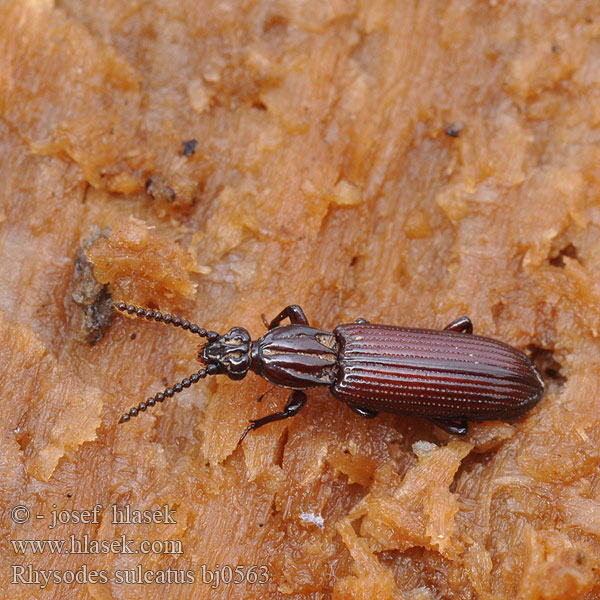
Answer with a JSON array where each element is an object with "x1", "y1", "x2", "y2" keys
[
  {"x1": 239, "y1": 390, "x2": 307, "y2": 443},
  {"x1": 444, "y1": 316, "x2": 473, "y2": 334},
  {"x1": 429, "y1": 418, "x2": 469, "y2": 435},
  {"x1": 349, "y1": 404, "x2": 378, "y2": 418}
]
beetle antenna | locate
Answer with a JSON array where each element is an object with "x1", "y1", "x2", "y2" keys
[
  {"x1": 113, "y1": 301, "x2": 222, "y2": 424},
  {"x1": 118, "y1": 364, "x2": 219, "y2": 424},
  {"x1": 113, "y1": 302, "x2": 220, "y2": 341}
]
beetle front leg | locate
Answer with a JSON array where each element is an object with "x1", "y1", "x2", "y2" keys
[
  {"x1": 262, "y1": 305, "x2": 309, "y2": 329},
  {"x1": 444, "y1": 316, "x2": 473, "y2": 334},
  {"x1": 239, "y1": 390, "x2": 307, "y2": 443}
]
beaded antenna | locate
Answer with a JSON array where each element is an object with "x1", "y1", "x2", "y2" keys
[{"x1": 113, "y1": 302, "x2": 223, "y2": 424}]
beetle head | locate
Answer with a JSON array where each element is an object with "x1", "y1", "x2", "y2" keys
[{"x1": 200, "y1": 327, "x2": 251, "y2": 380}]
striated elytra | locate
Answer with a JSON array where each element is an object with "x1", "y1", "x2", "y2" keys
[{"x1": 114, "y1": 303, "x2": 544, "y2": 440}]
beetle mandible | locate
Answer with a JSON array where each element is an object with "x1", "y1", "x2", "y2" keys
[{"x1": 113, "y1": 303, "x2": 545, "y2": 439}]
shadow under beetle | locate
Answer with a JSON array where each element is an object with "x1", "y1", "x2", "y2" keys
[{"x1": 114, "y1": 303, "x2": 545, "y2": 440}]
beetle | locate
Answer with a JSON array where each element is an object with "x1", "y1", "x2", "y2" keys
[{"x1": 114, "y1": 302, "x2": 544, "y2": 439}]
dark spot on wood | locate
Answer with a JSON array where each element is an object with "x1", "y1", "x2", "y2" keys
[
  {"x1": 274, "y1": 428, "x2": 288, "y2": 468},
  {"x1": 549, "y1": 242, "x2": 578, "y2": 268},
  {"x1": 181, "y1": 139, "x2": 198, "y2": 156},
  {"x1": 444, "y1": 122, "x2": 463, "y2": 138},
  {"x1": 71, "y1": 227, "x2": 114, "y2": 345},
  {"x1": 527, "y1": 345, "x2": 566, "y2": 387},
  {"x1": 15, "y1": 428, "x2": 32, "y2": 453},
  {"x1": 145, "y1": 176, "x2": 176, "y2": 203},
  {"x1": 263, "y1": 14, "x2": 288, "y2": 37},
  {"x1": 491, "y1": 301, "x2": 505, "y2": 322}
]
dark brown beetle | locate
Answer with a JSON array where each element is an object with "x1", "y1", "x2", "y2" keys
[{"x1": 114, "y1": 303, "x2": 544, "y2": 439}]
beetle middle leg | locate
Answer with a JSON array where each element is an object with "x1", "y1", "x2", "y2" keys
[
  {"x1": 262, "y1": 305, "x2": 309, "y2": 329},
  {"x1": 239, "y1": 390, "x2": 307, "y2": 443},
  {"x1": 429, "y1": 418, "x2": 469, "y2": 435},
  {"x1": 444, "y1": 316, "x2": 473, "y2": 334}
]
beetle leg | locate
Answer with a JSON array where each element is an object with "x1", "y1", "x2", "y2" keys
[
  {"x1": 429, "y1": 418, "x2": 469, "y2": 435},
  {"x1": 266, "y1": 305, "x2": 309, "y2": 329},
  {"x1": 444, "y1": 316, "x2": 473, "y2": 334},
  {"x1": 349, "y1": 404, "x2": 378, "y2": 418},
  {"x1": 239, "y1": 390, "x2": 307, "y2": 443},
  {"x1": 355, "y1": 318, "x2": 370, "y2": 324}
]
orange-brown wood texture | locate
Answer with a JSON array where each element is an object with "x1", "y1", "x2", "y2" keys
[{"x1": 1, "y1": 1, "x2": 600, "y2": 598}]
